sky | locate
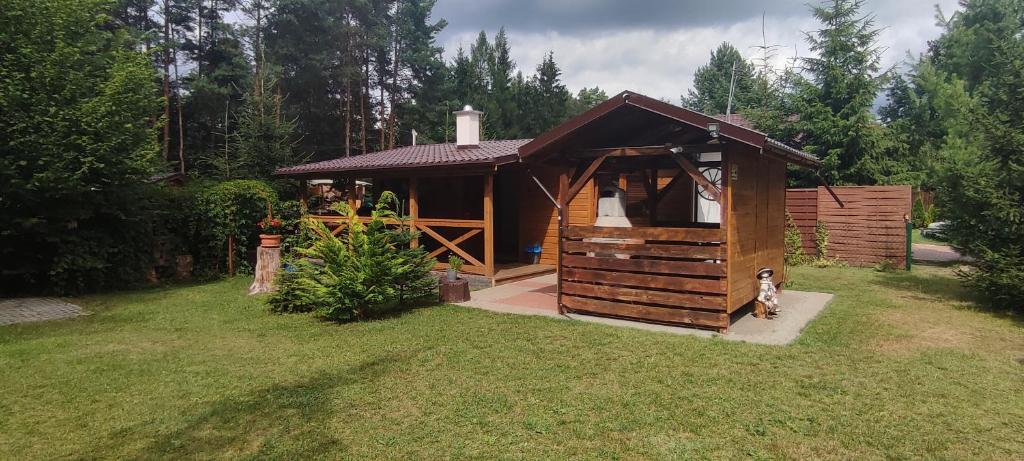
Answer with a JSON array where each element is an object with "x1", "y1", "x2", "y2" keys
[{"x1": 432, "y1": 0, "x2": 961, "y2": 102}]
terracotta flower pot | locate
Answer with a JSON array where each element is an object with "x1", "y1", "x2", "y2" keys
[{"x1": 260, "y1": 234, "x2": 282, "y2": 248}]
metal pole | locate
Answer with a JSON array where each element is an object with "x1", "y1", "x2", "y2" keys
[{"x1": 905, "y1": 216, "x2": 912, "y2": 271}]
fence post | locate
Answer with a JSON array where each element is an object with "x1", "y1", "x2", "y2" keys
[{"x1": 905, "y1": 215, "x2": 912, "y2": 271}]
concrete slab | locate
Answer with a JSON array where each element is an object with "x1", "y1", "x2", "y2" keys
[
  {"x1": 0, "y1": 298, "x2": 84, "y2": 326},
  {"x1": 458, "y1": 274, "x2": 833, "y2": 345}
]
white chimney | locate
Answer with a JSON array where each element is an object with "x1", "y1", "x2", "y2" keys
[{"x1": 454, "y1": 105, "x2": 483, "y2": 148}]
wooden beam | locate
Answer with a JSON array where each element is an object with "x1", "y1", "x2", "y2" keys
[
  {"x1": 408, "y1": 177, "x2": 418, "y2": 248},
  {"x1": 645, "y1": 168, "x2": 658, "y2": 226},
  {"x1": 566, "y1": 154, "x2": 608, "y2": 204},
  {"x1": 572, "y1": 143, "x2": 724, "y2": 159},
  {"x1": 418, "y1": 224, "x2": 484, "y2": 268},
  {"x1": 557, "y1": 169, "x2": 569, "y2": 315},
  {"x1": 427, "y1": 229, "x2": 481, "y2": 259},
  {"x1": 671, "y1": 152, "x2": 720, "y2": 202},
  {"x1": 483, "y1": 173, "x2": 494, "y2": 277},
  {"x1": 816, "y1": 173, "x2": 845, "y2": 208}
]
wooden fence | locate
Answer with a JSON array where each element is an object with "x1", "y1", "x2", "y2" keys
[
  {"x1": 560, "y1": 225, "x2": 729, "y2": 330},
  {"x1": 786, "y1": 186, "x2": 912, "y2": 268}
]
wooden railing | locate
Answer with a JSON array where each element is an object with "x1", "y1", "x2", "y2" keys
[
  {"x1": 309, "y1": 215, "x2": 490, "y2": 275},
  {"x1": 560, "y1": 225, "x2": 729, "y2": 330}
]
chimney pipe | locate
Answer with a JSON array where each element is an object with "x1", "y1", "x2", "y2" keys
[{"x1": 454, "y1": 105, "x2": 482, "y2": 148}]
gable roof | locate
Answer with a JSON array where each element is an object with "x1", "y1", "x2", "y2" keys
[
  {"x1": 275, "y1": 139, "x2": 530, "y2": 178},
  {"x1": 518, "y1": 91, "x2": 820, "y2": 169}
]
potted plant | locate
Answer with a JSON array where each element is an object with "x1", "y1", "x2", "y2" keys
[
  {"x1": 447, "y1": 255, "x2": 463, "y2": 281},
  {"x1": 258, "y1": 215, "x2": 284, "y2": 248}
]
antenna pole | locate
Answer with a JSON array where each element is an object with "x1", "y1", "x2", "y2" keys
[{"x1": 726, "y1": 61, "x2": 737, "y2": 124}]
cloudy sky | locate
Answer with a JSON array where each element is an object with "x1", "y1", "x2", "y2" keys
[{"x1": 432, "y1": 0, "x2": 960, "y2": 102}]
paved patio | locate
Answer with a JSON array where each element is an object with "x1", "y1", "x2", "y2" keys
[
  {"x1": 0, "y1": 298, "x2": 84, "y2": 326},
  {"x1": 458, "y1": 274, "x2": 833, "y2": 345}
]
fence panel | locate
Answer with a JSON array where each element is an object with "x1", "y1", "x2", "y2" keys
[{"x1": 785, "y1": 186, "x2": 912, "y2": 268}]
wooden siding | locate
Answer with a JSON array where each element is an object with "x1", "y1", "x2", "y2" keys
[
  {"x1": 519, "y1": 166, "x2": 594, "y2": 266},
  {"x1": 785, "y1": 186, "x2": 912, "y2": 268},
  {"x1": 726, "y1": 147, "x2": 788, "y2": 312},
  {"x1": 561, "y1": 225, "x2": 729, "y2": 330},
  {"x1": 785, "y1": 188, "x2": 818, "y2": 255}
]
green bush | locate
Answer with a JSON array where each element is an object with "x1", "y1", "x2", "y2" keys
[
  {"x1": 784, "y1": 211, "x2": 808, "y2": 266},
  {"x1": 957, "y1": 249, "x2": 1024, "y2": 313},
  {"x1": 268, "y1": 192, "x2": 437, "y2": 321},
  {"x1": 0, "y1": 0, "x2": 161, "y2": 294},
  {"x1": 191, "y1": 180, "x2": 278, "y2": 275}
]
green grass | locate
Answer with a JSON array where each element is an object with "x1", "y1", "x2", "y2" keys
[
  {"x1": 911, "y1": 228, "x2": 947, "y2": 245},
  {"x1": 1, "y1": 267, "x2": 1022, "y2": 460}
]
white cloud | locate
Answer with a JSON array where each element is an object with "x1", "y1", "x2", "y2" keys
[{"x1": 438, "y1": 0, "x2": 960, "y2": 102}]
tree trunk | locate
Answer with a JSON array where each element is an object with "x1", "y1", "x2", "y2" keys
[
  {"x1": 248, "y1": 246, "x2": 281, "y2": 294},
  {"x1": 361, "y1": 50, "x2": 369, "y2": 155},
  {"x1": 173, "y1": 42, "x2": 185, "y2": 174},
  {"x1": 162, "y1": 0, "x2": 171, "y2": 162},
  {"x1": 388, "y1": 38, "x2": 399, "y2": 149}
]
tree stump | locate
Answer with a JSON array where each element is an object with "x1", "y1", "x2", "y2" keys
[
  {"x1": 754, "y1": 300, "x2": 769, "y2": 319},
  {"x1": 439, "y1": 278, "x2": 470, "y2": 303},
  {"x1": 248, "y1": 246, "x2": 281, "y2": 295}
]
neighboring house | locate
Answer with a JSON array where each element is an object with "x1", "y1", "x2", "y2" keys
[{"x1": 276, "y1": 91, "x2": 820, "y2": 331}]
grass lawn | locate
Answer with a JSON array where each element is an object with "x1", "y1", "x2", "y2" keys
[
  {"x1": 911, "y1": 228, "x2": 947, "y2": 246},
  {"x1": 1, "y1": 266, "x2": 1022, "y2": 460}
]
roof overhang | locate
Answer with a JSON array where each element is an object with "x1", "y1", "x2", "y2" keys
[
  {"x1": 274, "y1": 153, "x2": 519, "y2": 179},
  {"x1": 518, "y1": 90, "x2": 821, "y2": 170}
]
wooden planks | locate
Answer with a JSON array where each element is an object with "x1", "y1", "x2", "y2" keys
[
  {"x1": 785, "y1": 185, "x2": 911, "y2": 268},
  {"x1": 559, "y1": 225, "x2": 728, "y2": 330},
  {"x1": 565, "y1": 225, "x2": 723, "y2": 242}
]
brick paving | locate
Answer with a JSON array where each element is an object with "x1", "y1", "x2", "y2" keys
[{"x1": 0, "y1": 298, "x2": 84, "y2": 326}]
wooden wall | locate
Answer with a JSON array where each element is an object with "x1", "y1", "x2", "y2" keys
[
  {"x1": 560, "y1": 226, "x2": 729, "y2": 330},
  {"x1": 785, "y1": 188, "x2": 818, "y2": 254},
  {"x1": 786, "y1": 186, "x2": 912, "y2": 267},
  {"x1": 726, "y1": 147, "x2": 788, "y2": 312},
  {"x1": 518, "y1": 166, "x2": 594, "y2": 266}
]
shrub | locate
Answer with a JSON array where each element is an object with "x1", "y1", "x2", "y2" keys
[
  {"x1": 956, "y1": 249, "x2": 1024, "y2": 313},
  {"x1": 814, "y1": 220, "x2": 829, "y2": 259},
  {"x1": 191, "y1": 180, "x2": 278, "y2": 275},
  {"x1": 268, "y1": 191, "x2": 437, "y2": 321},
  {"x1": 0, "y1": 0, "x2": 161, "y2": 294},
  {"x1": 784, "y1": 211, "x2": 807, "y2": 266}
]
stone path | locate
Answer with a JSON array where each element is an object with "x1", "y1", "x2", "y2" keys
[{"x1": 0, "y1": 298, "x2": 84, "y2": 326}]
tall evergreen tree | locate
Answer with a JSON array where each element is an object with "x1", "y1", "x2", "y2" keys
[
  {"x1": 683, "y1": 42, "x2": 757, "y2": 115},
  {"x1": 925, "y1": 0, "x2": 1024, "y2": 310},
  {"x1": 791, "y1": 0, "x2": 894, "y2": 185}
]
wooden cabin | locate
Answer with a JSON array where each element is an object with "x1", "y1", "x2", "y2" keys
[{"x1": 276, "y1": 91, "x2": 820, "y2": 331}]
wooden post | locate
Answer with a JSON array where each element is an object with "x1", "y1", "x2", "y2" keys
[
  {"x1": 345, "y1": 180, "x2": 357, "y2": 212},
  {"x1": 647, "y1": 168, "x2": 658, "y2": 226},
  {"x1": 557, "y1": 170, "x2": 569, "y2": 315},
  {"x1": 227, "y1": 234, "x2": 235, "y2": 276},
  {"x1": 483, "y1": 173, "x2": 495, "y2": 277},
  {"x1": 409, "y1": 177, "x2": 419, "y2": 248}
]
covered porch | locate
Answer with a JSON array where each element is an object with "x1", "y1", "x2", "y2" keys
[{"x1": 278, "y1": 139, "x2": 556, "y2": 286}]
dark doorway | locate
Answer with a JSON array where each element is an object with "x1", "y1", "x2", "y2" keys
[{"x1": 494, "y1": 167, "x2": 521, "y2": 263}]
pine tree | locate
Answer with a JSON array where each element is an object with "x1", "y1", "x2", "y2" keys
[
  {"x1": 683, "y1": 42, "x2": 756, "y2": 115},
  {"x1": 792, "y1": 0, "x2": 894, "y2": 185}
]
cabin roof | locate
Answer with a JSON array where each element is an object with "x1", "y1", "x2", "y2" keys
[
  {"x1": 275, "y1": 91, "x2": 820, "y2": 178},
  {"x1": 518, "y1": 91, "x2": 821, "y2": 169},
  {"x1": 275, "y1": 139, "x2": 530, "y2": 178}
]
